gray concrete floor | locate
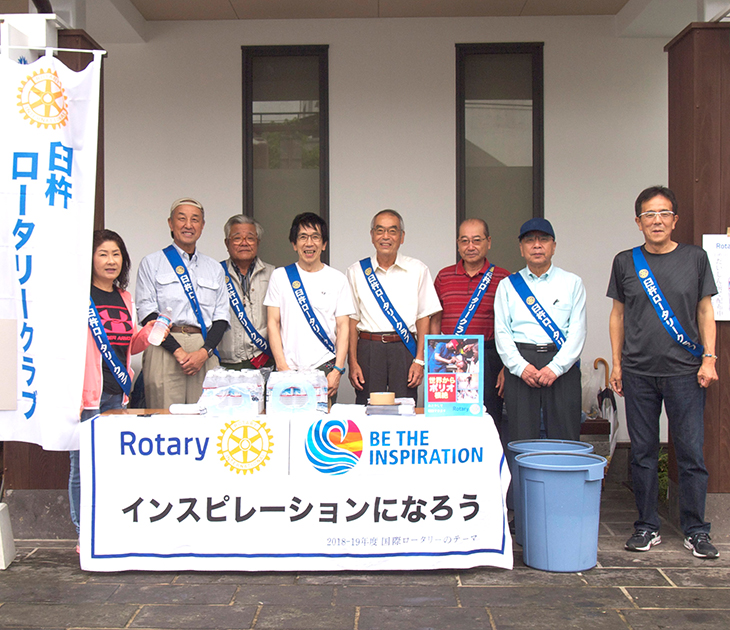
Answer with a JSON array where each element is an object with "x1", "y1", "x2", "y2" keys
[{"x1": 0, "y1": 482, "x2": 728, "y2": 630}]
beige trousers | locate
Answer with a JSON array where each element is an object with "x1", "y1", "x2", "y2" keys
[{"x1": 142, "y1": 331, "x2": 219, "y2": 409}]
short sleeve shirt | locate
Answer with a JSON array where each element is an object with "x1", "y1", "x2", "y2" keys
[
  {"x1": 428, "y1": 341, "x2": 453, "y2": 373},
  {"x1": 607, "y1": 243, "x2": 717, "y2": 377},
  {"x1": 264, "y1": 264, "x2": 355, "y2": 370},
  {"x1": 433, "y1": 259, "x2": 510, "y2": 337},
  {"x1": 346, "y1": 253, "x2": 442, "y2": 333}
]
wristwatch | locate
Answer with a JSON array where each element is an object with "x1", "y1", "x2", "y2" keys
[
  {"x1": 332, "y1": 365, "x2": 346, "y2": 375},
  {"x1": 206, "y1": 347, "x2": 214, "y2": 358},
  {"x1": 413, "y1": 358, "x2": 425, "y2": 367}
]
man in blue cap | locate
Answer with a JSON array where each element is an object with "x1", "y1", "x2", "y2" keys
[{"x1": 494, "y1": 218, "x2": 587, "y2": 441}]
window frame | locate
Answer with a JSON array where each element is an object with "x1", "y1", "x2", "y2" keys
[
  {"x1": 241, "y1": 45, "x2": 330, "y2": 233},
  {"x1": 455, "y1": 42, "x2": 544, "y2": 237}
]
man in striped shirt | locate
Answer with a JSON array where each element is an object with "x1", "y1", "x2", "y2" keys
[{"x1": 431, "y1": 219, "x2": 510, "y2": 438}]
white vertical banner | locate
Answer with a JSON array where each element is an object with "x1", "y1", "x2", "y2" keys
[{"x1": 0, "y1": 52, "x2": 102, "y2": 450}]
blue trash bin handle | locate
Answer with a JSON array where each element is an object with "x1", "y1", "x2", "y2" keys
[{"x1": 515, "y1": 452, "x2": 607, "y2": 481}]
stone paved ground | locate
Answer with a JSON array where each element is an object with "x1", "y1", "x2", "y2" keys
[{"x1": 0, "y1": 483, "x2": 728, "y2": 629}]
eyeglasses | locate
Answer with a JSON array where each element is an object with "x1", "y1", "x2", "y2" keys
[
  {"x1": 458, "y1": 237, "x2": 487, "y2": 246},
  {"x1": 297, "y1": 233, "x2": 322, "y2": 243},
  {"x1": 230, "y1": 234, "x2": 258, "y2": 245},
  {"x1": 638, "y1": 210, "x2": 675, "y2": 221},
  {"x1": 372, "y1": 227, "x2": 401, "y2": 237}
]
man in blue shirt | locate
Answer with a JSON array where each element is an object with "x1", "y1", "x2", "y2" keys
[
  {"x1": 494, "y1": 218, "x2": 587, "y2": 442},
  {"x1": 429, "y1": 339, "x2": 459, "y2": 373}
]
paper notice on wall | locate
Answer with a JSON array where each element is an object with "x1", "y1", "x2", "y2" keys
[{"x1": 702, "y1": 234, "x2": 730, "y2": 321}]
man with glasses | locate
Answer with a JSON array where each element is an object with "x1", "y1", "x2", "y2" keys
[
  {"x1": 264, "y1": 213, "x2": 353, "y2": 400},
  {"x1": 219, "y1": 215, "x2": 275, "y2": 370},
  {"x1": 347, "y1": 209, "x2": 442, "y2": 405},
  {"x1": 494, "y1": 218, "x2": 586, "y2": 442},
  {"x1": 608, "y1": 186, "x2": 719, "y2": 558},
  {"x1": 431, "y1": 219, "x2": 510, "y2": 436}
]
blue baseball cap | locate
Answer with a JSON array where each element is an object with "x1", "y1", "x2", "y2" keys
[{"x1": 518, "y1": 217, "x2": 555, "y2": 240}]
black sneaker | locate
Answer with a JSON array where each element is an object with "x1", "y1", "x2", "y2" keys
[
  {"x1": 625, "y1": 529, "x2": 661, "y2": 552},
  {"x1": 684, "y1": 533, "x2": 719, "y2": 559}
]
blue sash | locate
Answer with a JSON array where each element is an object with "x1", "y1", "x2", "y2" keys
[
  {"x1": 508, "y1": 273, "x2": 566, "y2": 347},
  {"x1": 359, "y1": 258, "x2": 417, "y2": 357},
  {"x1": 632, "y1": 247, "x2": 703, "y2": 357},
  {"x1": 454, "y1": 264, "x2": 495, "y2": 335},
  {"x1": 88, "y1": 298, "x2": 132, "y2": 396},
  {"x1": 162, "y1": 245, "x2": 208, "y2": 339},
  {"x1": 220, "y1": 261, "x2": 271, "y2": 357},
  {"x1": 284, "y1": 264, "x2": 335, "y2": 354}
]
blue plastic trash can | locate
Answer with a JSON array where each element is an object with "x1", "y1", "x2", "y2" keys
[
  {"x1": 516, "y1": 451, "x2": 607, "y2": 572},
  {"x1": 507, "y1": 440, "x2": 594, "y2": 546}
]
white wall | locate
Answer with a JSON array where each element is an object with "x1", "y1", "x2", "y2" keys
[{"x1": 101, "y1": 16, "x2": 669, "y2": 435}]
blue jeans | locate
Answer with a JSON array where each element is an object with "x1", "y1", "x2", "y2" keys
[
  {"x1": 68, "y1": 391, "x2": 124, "y2": 535},
  {"x1": 623, "y1": 371, "x2": 710, "y2": 536}
]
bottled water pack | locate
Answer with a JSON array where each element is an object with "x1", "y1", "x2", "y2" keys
[
  {"x1": 198, "y1": 368, "x2": 265, "y2": 415},
  {"x1": 266, "y1": 369, "x2": 328, "y2": 414}
]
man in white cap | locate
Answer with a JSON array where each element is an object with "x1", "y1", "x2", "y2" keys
[
  {"x1": 494, "y1": 217, "x2": 586, "y2": 442},
  {"x1": 136, "y1": 198, "x2": 230, "y2": 408}
]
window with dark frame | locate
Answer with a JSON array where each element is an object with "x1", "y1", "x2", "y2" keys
[
  {"x1": 456, "y1": 43, "x2": 544, "y2": 272},
  {"x1": 242, "y1": 45, "x2": 329, "y2": 267}
]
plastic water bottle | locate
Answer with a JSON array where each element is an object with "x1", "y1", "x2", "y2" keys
[
  {"x1": 148, "y1": 307, "x2": 173, "y2": 346},
  {"x1": 201, "y1": 368, "x2": 223, "y2": 394}
]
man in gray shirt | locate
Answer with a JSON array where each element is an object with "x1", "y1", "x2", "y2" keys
[
  {"x1": 608, "y1": 186, "x2": 718, "y2": 559},
  {"x1": 136, "y1": 198, "x2": 229, "y2": 408}
]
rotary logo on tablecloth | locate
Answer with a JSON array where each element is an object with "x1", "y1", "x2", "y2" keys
[{"x1": 217, "y1": 418, "x2": 274, "y2": 475}]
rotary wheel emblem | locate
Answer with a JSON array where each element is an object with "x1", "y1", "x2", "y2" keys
[
  {"x1": 526, "y1": 296, "x2": 535, "y2": 305},
  {"x1": 17, "y1": 69, "x2": 68, "y2": 129},
  {"x1": 217, "y1": 418, "x2": 274, "y2": 474},
  {"x1": 639, "y1": 269, "x2": 649, "y2": 279},
  {"x1": 292, "y1": 281, "x2": 301, "y2": 289}
]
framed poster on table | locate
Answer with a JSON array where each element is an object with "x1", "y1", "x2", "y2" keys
[{"x1": 425, "y1": 335, "x2": 484, "y2": 417}]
